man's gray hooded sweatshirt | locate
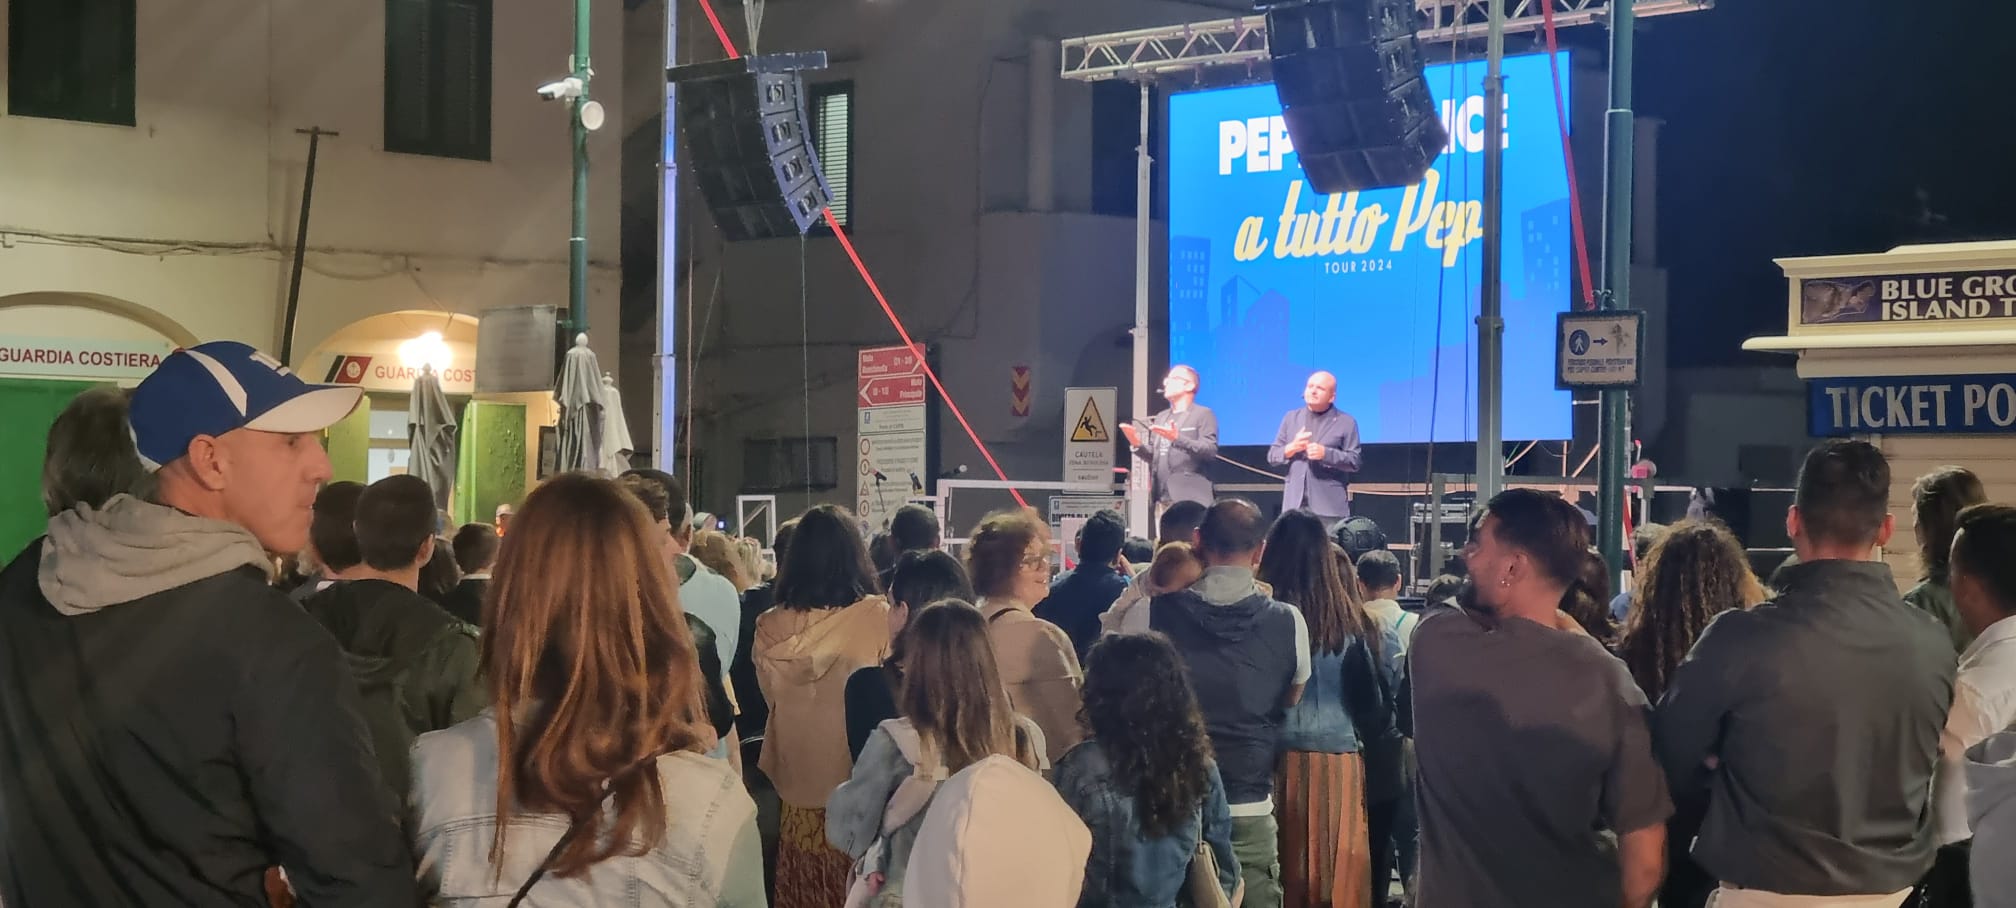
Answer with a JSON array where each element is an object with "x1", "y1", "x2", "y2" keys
[{"x1": 0, "y1": 495, "x2": 414, "y2": 907}]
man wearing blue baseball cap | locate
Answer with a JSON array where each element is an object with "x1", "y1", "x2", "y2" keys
[{"x1": 0, "y1": 341, "x2": 414, "y2": 906}]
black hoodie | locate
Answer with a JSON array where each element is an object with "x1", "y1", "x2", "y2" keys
[
  {"x1": 302, "y1": 579, "x2": 485, "y2": 800},
  {"x1": 1148, "y1": 585, "x2": 1301, "y2": 805}
]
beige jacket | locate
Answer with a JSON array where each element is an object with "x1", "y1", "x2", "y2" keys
[
  {"x1": 976, "y1": 598, "x2": 1085, "y2": 763},
  {"x1": 755, "y1": 597, "x2": 891, "y2": 808}
]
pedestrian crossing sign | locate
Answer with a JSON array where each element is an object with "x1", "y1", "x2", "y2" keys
[{"x1": 1072, "y1": 397, "x2": 1110, "y2": 442}]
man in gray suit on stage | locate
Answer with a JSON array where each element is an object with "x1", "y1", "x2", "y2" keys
[
  {"x1": 1268, "y1": 371, "x2": 1363, "y2": 528},
  {"x1": 1122, "y1": 365, "x2": 1218, "y2": 508}
]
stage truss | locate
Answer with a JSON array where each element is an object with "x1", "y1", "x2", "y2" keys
[{"x1": 1059, "y1": 0, "x2": 1711, "y2": 83}]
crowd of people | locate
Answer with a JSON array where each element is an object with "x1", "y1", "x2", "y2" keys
[{"x1": 1, "y1": 341, "x2": 2013, "y2": 908}]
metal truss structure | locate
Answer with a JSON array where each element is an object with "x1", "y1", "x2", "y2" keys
[{"x1": 1059, "y1": 0, "x2": 1711, "y2": 82}]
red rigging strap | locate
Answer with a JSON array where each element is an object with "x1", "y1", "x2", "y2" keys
[
  {"x1": 697, "y1": 0, "x2": 739, "y2": 60},
  {"x1": 1539, "y1": 1, "x2": 1598, "y2": 310},
  {"x1": 689, "y1": 0, "x2": 1029, "y2": 509},
  {"x1": 824, "y1": 208, "x2": 1028, "y2": 509}
]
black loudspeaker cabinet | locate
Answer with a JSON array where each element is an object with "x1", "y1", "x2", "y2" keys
[
  {"x1": 670, "y1": 53, "x2": 832, "y2": 242},
  {"x1": 1264, "y1": 0, "x2": 1448, "y2": 194}
]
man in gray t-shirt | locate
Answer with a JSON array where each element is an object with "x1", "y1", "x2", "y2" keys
[{"x1": 1403, "y1": 489, "x2": 1671, "y2": 908}]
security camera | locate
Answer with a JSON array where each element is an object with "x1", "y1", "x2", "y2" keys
[{"x1": 536, "y1": 77, "x2": 584, "y2": 101}]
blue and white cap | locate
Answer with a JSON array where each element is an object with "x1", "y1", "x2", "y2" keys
[{"x1": 129, "y1": 341, "x2": 365, "y2": 470}]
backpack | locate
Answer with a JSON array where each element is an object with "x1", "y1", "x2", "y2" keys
[
  {"x1": 843, "y1": 721, "x2": 949, "y2": 908},
  {"x1": 902, "y1": 754, "x2": 1092, "y2": 908}
]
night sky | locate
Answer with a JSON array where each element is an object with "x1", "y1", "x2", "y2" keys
[{"x1": 1638, "y1": 0, "x2": 2016, "y2": 366}]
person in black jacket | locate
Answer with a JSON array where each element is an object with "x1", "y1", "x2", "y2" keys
[
  {"x1": 1121, "y1": 365, "x2": 1219, "y2": 507},
  {"x1": 1656, "y1": 440, "x2": 1954, "y2": 904},
  {"x1": 443, "y1": 521, "x2": 499, "y2": 627},
  {"x1": 303, "y1": 475, "x2": 486, "y2": 799},
  {"x1": 0, "y1": 341, "x2": 412, "y2": 907},
  {"x1": 843, "y1": 549, "x2": 974, "y2": 759}
]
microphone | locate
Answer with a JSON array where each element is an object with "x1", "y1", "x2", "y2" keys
[
  {"x1": 908, "y1": 472, "x2": 923, "y2": 492},
  {"x1": 872, "y1": 470, "x2": 889, "y2": 482},
  {"x1": 938, "y1": 465, "x2": 969, "y2": 479}
]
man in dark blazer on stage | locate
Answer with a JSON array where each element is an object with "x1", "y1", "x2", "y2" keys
[
  {"x1": 1268, "y1": 370, "x2": 1363, "y2": 527},
  {"x1": 1122, "y1": 365, "x2": 1218, "y2": 508}
]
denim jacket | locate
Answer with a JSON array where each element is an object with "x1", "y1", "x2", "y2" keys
[
  {"x1": 409, "y1": 711, "x2": 768, "y2": 907},
  {"x1": 1051, "y1": 740, "x2": 1238, "y2": 908},
  {"x1": 1280, "y1": 625, "x2": 1402, "y2": 754}
]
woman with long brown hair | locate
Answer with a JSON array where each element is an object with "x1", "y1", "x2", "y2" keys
[
  {"x1": 1906, "y1": 466, "x2": 1987, "y2": 651},
  {"x1": 1257, "y1": 510, "x2": 1390, "y2": 908},
  {"x1": 408, "y1": 473, "x2": 763, "y2": 906},
  {"x1": 757, "y1": 503, "x2": 891, "y2": 907},
  {"x1": 827, "y1": 599, "x2": 1047, "y2": 905},
  {"x1": 1615, "y1": 518, "x2": 1764, "y2": 908}
]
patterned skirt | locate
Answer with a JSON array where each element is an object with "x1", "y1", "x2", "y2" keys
[
  {"x1": 1277, "y1": 750, "x2": 1372, "y2": 908},
  {"x1": 776, "y1": 802, "x2": 852, "y2": 908}
]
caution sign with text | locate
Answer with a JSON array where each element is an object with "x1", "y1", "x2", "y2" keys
[{"x1": 1063, "y1": 387, "x2": 1118, "y2": 488}]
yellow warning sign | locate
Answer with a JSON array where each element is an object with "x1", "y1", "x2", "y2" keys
[{"x1": 1071, "y1": 396, "x2": 1110, "y2": 442}]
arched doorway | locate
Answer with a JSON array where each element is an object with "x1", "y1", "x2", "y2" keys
[
  {"x1": 303, "y1": 310, "x2": 554, "y2": 526},
  {"x1": 0, "y1": 292, "x2": 193, "y2": 558}
]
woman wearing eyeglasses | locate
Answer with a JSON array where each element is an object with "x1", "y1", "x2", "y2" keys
[{"x1": 964, "y1": 508, "x2": 1085, "y2": 765}]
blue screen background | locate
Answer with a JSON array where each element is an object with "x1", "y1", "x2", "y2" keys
[{"x1": 1166, "y1": 52, "x2": 1574, "y2": 446}]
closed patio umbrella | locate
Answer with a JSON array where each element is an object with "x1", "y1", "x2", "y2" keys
[{"x1": 555, "y1": 333, "x2": 606, "y2": 475}]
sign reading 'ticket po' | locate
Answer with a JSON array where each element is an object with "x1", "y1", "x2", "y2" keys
[{"x1": 1810, "y1": 373, "x2": 2016, "y2": 436}]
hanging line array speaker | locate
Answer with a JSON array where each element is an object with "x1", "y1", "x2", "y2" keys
[
  {"x1": 669, "y1": 52, "x2": 832, "y2": 242},
  {"x1": 1261, "y1": 0, "x2": 1448, "y2": 194}
]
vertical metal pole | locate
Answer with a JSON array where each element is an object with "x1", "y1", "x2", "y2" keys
[
  {"x1": 657, "y1": 0, "x2": 679, "y2": 470},
  {"x1": 1597, "y1": 0, "x2": 1637, "y2": 581},
  {"x1": 1474, "y1": 0, "x2": 1506, "y2": 502},
  {"x1": 279, "y1": 127, "x2": 335, "y2": 367},
  {"x1": 569, "y1": 0, "x2": 593, "y2": 335},
  {"x1": 1129, "y1": 79, "x2": 1154, "y2": 538}
]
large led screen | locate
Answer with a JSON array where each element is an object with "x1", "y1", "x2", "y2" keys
[{"x1": 1166, "y1": 52, "x2": 1574, "y2": 445}]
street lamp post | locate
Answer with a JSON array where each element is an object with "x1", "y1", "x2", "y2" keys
[{"x1": 569, "y1": 0, "x2": 593, "y2": 336}]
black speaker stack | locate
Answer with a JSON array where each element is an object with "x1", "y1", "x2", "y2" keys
[
  {"x1": 1262, "y1": 0, "x2": 1448, "y2": 194},
  {"x1": 669, "y1": 52, "x2": 833, "y2": 242}
]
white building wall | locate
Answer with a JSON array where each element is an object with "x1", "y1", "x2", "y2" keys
[
  {"x1": 659, "y1": 0, "x2": 1216, "y2": 522},
  {"x1": 0, "y1": 0, "x2": 623, "y2": 371}
]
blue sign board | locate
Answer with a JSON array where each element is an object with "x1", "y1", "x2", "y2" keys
[
  {"x1": 1165, "y1": 52, "x2": 1574, "y2": 445},
  {"x1": 1809, "y1": 373, "x2": 2016, "y2": 436},
  {"x1": 1799, "y1": 269, "x2": 2016, "y2": 326}
]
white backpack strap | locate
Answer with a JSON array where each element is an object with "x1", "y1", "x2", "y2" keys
[
  {"x1": 878, "y1": 720, "x2": 947, "y2": 831},
  {"x1": 845, "y1": 721, "x2": 950, "y2": 908}
]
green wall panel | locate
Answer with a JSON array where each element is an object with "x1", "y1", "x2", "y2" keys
[
  {"x1": 0, "y1": 379, "x2": 100, "y2": 561},
  {"x1": 454, "y1": 401, "x2": 526, "y2": 527},
  {"x1": 325, "y1": 401, "x2": 371, "y2": 485}
]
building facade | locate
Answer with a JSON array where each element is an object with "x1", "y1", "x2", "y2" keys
[{"x1": 0, "y1": 0, "x2": 625, "y2": 551}]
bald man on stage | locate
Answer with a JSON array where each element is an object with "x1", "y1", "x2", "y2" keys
[{"x1": 1267, "y1": 371, "x2": 1362, "y2": 527}]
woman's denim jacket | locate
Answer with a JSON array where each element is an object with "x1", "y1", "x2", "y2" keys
[
  {"x1": 1279, "y1": 624, "x2": 1403, "y2": 754},
  {"x1": 1050, "y1": 739, "x2": 1238, "y2": 908}
]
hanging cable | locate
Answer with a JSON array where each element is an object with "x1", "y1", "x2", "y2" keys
[
  {"x1": 1539, "y1": 1, "x2": 1598, "y2": 309},
  {"x1": 687, "y1": 0, "x2": 1027, "y2": 508},
  {"x1": 800, "y1": 234, "x2": 813, "y2": 493}
]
